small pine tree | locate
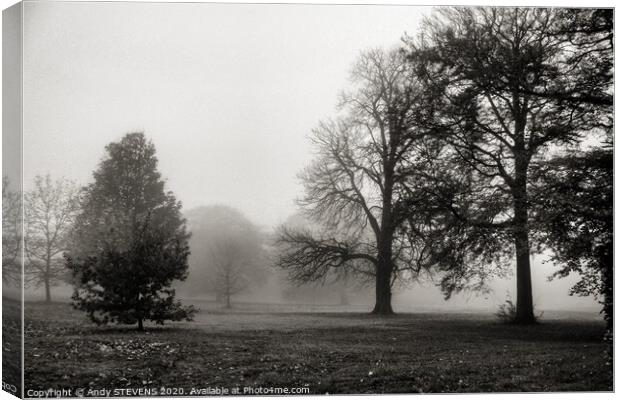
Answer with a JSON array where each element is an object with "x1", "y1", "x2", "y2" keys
[{"x1": 66, "y1": 132, "x2": 195, "y2": 330}]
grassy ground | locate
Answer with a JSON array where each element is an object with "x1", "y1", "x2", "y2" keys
[
  {"x1": 2, "y1": 296, "x2": 22, "y2": 396},
  {"x1": 23, "y1": 300, "x2": 612, "y2": 395}
]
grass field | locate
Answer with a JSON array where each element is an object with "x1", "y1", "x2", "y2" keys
[
  {"x1": 2, "y1": 297, "x2": 22, "y2": 396},
  {"x1": 23, "y1": 300, "x2": 612, "y2": 395}
]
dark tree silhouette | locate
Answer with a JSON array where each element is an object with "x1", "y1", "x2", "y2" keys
[
  {"x1": 407, "y1": 8, "x2": 608, "y2": 323},
  {"x1": 276, "y1": 49, "x2": 445, "y2": 314},
  {"x1": 24, "y1": 174, "x2": 79, "y2": 302},
  {"x1": 533, "y1": 7, "x2": 613, "y2": 341},
  {"x1": 66, "y1": 133, "x2": 195, "y2": 330},
  {"x1": 531, "y1": 147, "x2": 613, "y2": 353},
  {"x1": 527, "y1": 8, "x2": 613, "y2": 337}
]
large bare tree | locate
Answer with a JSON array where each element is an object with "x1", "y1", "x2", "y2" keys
[
  {"x1": 408, "y1": 8, "x2": 609, "y2": 323},
  {"x1": 276, "y1": 48, "x2": 444, "y2": 314},
  {"x1": 24, "y1": 174, "x2": 80, "y2": 302}
]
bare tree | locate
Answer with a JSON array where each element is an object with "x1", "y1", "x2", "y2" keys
[
  {"x1": 2, "y1": 176, "x2": 22, "y2": 285},
  {"x1": 208, "y1": 239, "x2": 251, "y2": 308},
  {"x1": 276, "y1": 48, "x2": 443, "y2": 314},
  {"x1": 24, "y1": 174, "x2": 80, "y2": 302},
  {"x1": 207, "y1": 227, "x2": 268, "y2": 309},
  {"x1": 184, "y1": 205, "x2": 270, "y2": 305},
  {"x1": 408, "y1": 8, "x2": 609, "y2": 323}
]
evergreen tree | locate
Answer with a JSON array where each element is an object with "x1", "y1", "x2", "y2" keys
[{"x1": 66, "y1": 133, "x2": 195, "y2": 330}]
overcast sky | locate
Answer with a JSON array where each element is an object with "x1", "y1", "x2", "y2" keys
[
  {"x1": 18, "y1": 1, "x2": 598, "y2": 309},
  {"x1": 22, "y1": 1, "x2": 429, "y2": 229}
]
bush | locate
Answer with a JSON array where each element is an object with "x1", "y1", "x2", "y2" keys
[
  {"x1": 495, "y1": 298, "x2": 517, "y2": 323},
  {"x1": 495, "y1": 295, "x2": 544, "y2": 324}
]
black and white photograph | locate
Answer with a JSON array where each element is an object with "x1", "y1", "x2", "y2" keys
[{"x1": 1, "y1": 0, "x2": 615, "y2": 397}]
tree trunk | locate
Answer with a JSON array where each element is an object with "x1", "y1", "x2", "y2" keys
[
  {"x1": 372, "y1": 230, "x2": 394, "y2": 315},
  {"x1": 513, "y1": 172, "x2": 535, "y2": 324},
  {"x1": 225, "y1": 293, "x2": 231, "y2": 309},
  {"x1": 137, "y1": 318, "x2": 144, "y2": 331},
  {"x1": 372, "y1": 264, "x2": 393, "y2": 314},
  {"x1": 514, "y1": 227, "x2": 535, "y2": 323},
  {"x1": 44, "y1": 278, "x2": 51, "y2": 303},
  {"x1": 602, "y1": 242, "x2": 613, "y2": 359},
  {"x1": 372, "y1": 154, "x2": 395, "y2": 316},
  {"x1": 44, "y1": 256, "x2": 52, "y2": 303}
]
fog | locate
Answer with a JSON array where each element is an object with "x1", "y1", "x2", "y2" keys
[{"x1": 16, "y1": 2, "x2": 599, "y2": 314}]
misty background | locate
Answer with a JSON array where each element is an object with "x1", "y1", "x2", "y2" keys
[{"x1": 16, "y1": 2, "x2": 598, "y2": 312}]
